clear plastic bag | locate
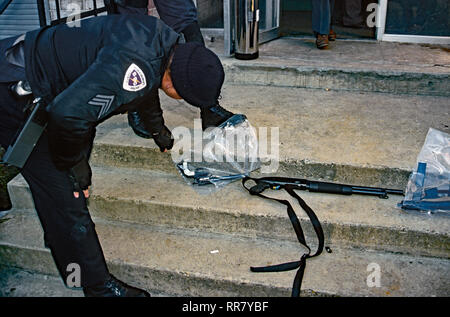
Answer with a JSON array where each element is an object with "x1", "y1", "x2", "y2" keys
[
  {"x1": 173, "y1": 114, "x2": 260, "y2": 194},
  {"x1": 399, "y1": 128, "x2": 450, "y2": 214}
]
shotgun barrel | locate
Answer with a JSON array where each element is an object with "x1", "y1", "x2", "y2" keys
[{"x1": 249, "y1": 177, "x2": 404, "y2": 199}]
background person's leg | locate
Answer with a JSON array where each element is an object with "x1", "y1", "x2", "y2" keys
[
  {"x1": 153, "y1": 0, "x2": 198, "y2": 33},
  {"x1": 342, "y1": 0, "x2": 364, "y2": 27},
  {"x1": 311, "y1": 0, "x2": 333, "y2": 49},
  {"x1": 116, "y1": 1, "x2": 148, "y2": 15},
  {"x1": 312, "y1": 0, "x2": 332, "y2": 35},
  {"x1": 104, "y1": 0, "x2": 148, "y2": 15}
]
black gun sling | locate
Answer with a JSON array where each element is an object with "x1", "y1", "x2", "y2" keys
[{"x1": 242, "y1": 176, "x2": 326, "y2": 297}]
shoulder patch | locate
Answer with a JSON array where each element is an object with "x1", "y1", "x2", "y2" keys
[{"x1": 123, "y1": 63, "x2": 147, "y2": 92}]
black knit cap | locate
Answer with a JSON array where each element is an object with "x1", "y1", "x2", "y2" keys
[{"x1": 170, "y1": 42, "x2": 225, "y2": 108}]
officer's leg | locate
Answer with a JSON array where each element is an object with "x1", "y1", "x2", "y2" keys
[
  {"x1": 0, "y1": 81, "x2": 108, "y2": 287},
  {"x1": 20, "y1": 133, "x2": 110, "y2": 288}
]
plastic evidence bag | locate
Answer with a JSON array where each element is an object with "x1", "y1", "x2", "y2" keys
[
  {"x1": 173, "y1": 114, "x2": 261, "y2": 194},
  {"x1": 399, "y1": 128, "x2": 450, "y2": 214}
]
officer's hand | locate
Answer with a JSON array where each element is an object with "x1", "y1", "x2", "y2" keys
[
  {"x1": 152, "y1": 125, "x2": 174, "y2": 152},
  {"x1": 200, "y1": 104, "x2": 234, "y2": 131},
  {"x1": 68, "y1": 158, "x2": 92, "y2": 199}
]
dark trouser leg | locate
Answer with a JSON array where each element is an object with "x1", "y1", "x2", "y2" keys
[
  {"x1": 153, "y1": 0, "x2": 204, "y2": 44},
  {"x1": 343, "y1": 0, "x2": 364, "y2": 26},
  {"x1": 312, "y1": 0, "x2": 334, "y2": 35},
  {"x1": 104, "y1": 0, "x2": 148, "y2": 15},
  {"x1": 116, "y1": 4, "x2": 148, "y2": 15},
  {"x1": 0, "y1": 83, "x2": 110, "y2": 288},
  {"x1": 153, "y1": 0, "x2": 198, "y2": 33},
  {"x1": 180, "y1": 20, "x2": 205, "y2": 45},
  {"x1": 20, "y1": 133, "x2": 110, "y2": 287}
]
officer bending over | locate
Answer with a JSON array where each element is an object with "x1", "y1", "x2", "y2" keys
[
  {"x1": 104, "y1": 0, "x2": 214, "y2": 138},
  {"x1": 0, "y1": 14, "x2": 233, "y2": 297}
]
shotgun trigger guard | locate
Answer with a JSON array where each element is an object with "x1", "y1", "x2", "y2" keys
[{"x1": 379, "y1": 192, "x2": 389, "y2": 199}]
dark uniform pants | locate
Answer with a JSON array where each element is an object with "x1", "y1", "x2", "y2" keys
[
  {"x1": 105, "y1": 0, "x2": 199, "y2": 33},
  {"x1": 0, "y1": 36, "x2": 110, "y2": 288},
  {"x1": 153, "y1": 0, "x2": 198, "y2": 33}
]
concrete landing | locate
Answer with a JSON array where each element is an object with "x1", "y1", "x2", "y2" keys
[{"x1": 206, "y1": 37, "x2": 450, "y2": 96}]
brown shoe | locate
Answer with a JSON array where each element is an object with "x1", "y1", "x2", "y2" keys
[
  {"x1": 316, "y1": 34, "x2": 329, "y2": 49},
  {"x1": 328, "y1": 29, "x2": 337, "y2": 41}
]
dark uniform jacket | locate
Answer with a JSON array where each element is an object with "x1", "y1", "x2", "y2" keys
[{"x1": 23, "y1": 15, "x2": 180, "y2": 170}]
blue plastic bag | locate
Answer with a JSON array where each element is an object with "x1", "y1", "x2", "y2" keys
[{"x1": 399, "y1": 128, "x2": 450, "y2": 214}]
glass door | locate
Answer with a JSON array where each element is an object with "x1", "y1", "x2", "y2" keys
[
  {"x1": 259, "y1": 0, "x2": 280, "y2": 43},
  {"x1": 224, "y1": 0, "x2": 280, "y2": 56}
]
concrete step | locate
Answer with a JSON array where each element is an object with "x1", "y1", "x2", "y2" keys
[
  {"x1": 91, "y1": 84, "x2": 450, "y2": 189},
  {"x1": 8, "y1": 166, "x2": 450, "y2": 259},
  {"x1": 0, "y1": 265, "x2": 172, "y2": 297},
  {"x1": 0, "y1": 265, "x2": 84, "y2": 297},
  {"x1": 208, "y1": 37, "x2": 450, "y2": 97},
  {"x1": 0, "y1": 209, "x2": 448, "y2": 297}
]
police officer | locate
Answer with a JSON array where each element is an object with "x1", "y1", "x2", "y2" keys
[
  {"x1": 104, "y1": 0, "x2": 228, "y2": 141},
  {"x1": 0, "y1": 14, "x2": 233, "y2": 296}
]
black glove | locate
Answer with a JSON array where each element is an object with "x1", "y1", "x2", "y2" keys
[
  {"x1": 152, "y1": 125, "x2": 174, "y2": 152},
  {"x1": 128, "y1": 90, "x2": 165, "y2": 139},
  {"x1": 200, "y1": 104, "x2": 234, "y2": 131},
  {"x1": 68, "y1": 157, "x2": 92, "y2": 193},
  {"x1": 128, "y1": 110, "x2": 152, "y2": 139}
]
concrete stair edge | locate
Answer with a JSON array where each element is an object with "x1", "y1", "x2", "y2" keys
[
  {"x1": 90, "y1": 142, "x2": 412, "y2": 189},
  {"x1": 7, "y1": 167, "x2": 450, "y2": 259},
  {"x1": 0, "y1": 210, "x2": 448, "y2": 297},
  {"x1": 221, "y1": 59, "x2": 450, "y2": 97}
]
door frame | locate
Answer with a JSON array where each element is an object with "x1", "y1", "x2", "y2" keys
[{"x1": 376, "y1": 0, "x2": 450, "y2": 45}]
